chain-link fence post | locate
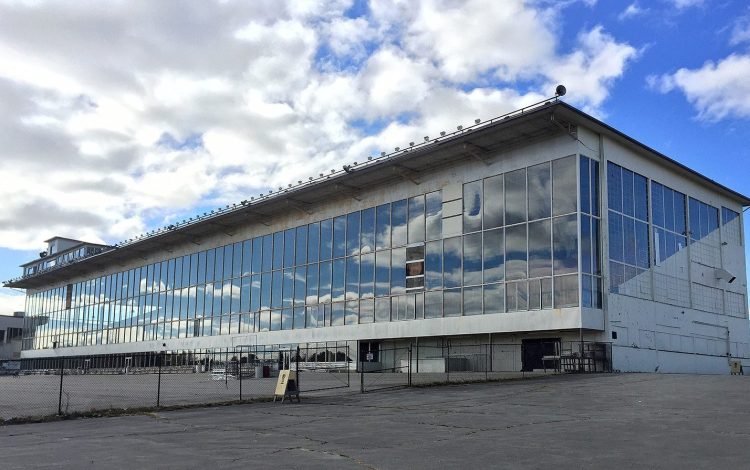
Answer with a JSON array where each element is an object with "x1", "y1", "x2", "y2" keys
[
  {"x1": 408, "y1": 345, "x2": 412, "y2": 387},
  {"x1": 57, "y1": 357, "x2": 64, "y2": 415},
  {"x1": 239, "y1": 349, "x2": 243, "y2": 401},
  {"x1": 295, "y1": 346, "x2": 300, "y2": 393},
  {"x1": 156, "y1": 352, "x2": 163, "y2": 408},
  {"x1": 446, "y1": 340, "x2": 450, "y2": 384}
]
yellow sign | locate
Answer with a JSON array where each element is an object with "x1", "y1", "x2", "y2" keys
[{"x1": 274, "y1": 370, "x2": 297, "y2": 401}]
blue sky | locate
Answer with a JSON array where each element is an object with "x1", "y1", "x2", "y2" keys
[{"x1": 1, "y1": 0, "x2": 749, "y2": 313}]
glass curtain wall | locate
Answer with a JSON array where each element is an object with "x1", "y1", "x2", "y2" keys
[{"x1": 23, "y1": 155, "x2": 591, "y2": 351}]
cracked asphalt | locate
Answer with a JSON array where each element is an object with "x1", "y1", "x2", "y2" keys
[{"x1": 2, "y1": 373, "x2": 749, "y2": 469}]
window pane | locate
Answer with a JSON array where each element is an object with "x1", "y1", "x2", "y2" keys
[
  {"x1": 345, "y1": 300, "x2": 358, "y2": 325},
  {"x1": 622, "y1": 168, "x2": 634, "y2": 217},
  {"x1": 251, "y1": 237, "x2": 262, "y2": 274},
  {"x1": 484, "y1": 174, "x2": 504, "y2": 229},
  {"x1": 505, "y1": 224, "x2": 527, "y2": 280},
  {"x1": 528, "y1": 219, "x2": 552, "y2": 278},
  {"x1": 674, "y1": 192, "x2": 686, "y2": 236},
  {"x1": 232, "y1": 242, "x2": 242, "y2": 278},
  {"x1": 305, "y1": 264, "x2": 318, "y2": 305},
  {"x1": 554, "y1": 274, "x2": 578, "y2": 308},
  {"x1": 360, "y1": 253, "x2": 375, "y2": 298},
  {"x1": 375, "y1": 297, "x2": 390, "y2": 322},
  {"x1": 346, "y1": 256, "x2": 359, "y2": 300},
  {"x1": 581, "y1": 215, "x2": 592, "y2": 274},
  {"x1": 444, "y1": 289, "x2": 461, "y2": 317},
  {"x1": 320, "y1": 219, "x2": 333, "y2": 261},
  {"x1": 608, "y1": 211, "x2": 623, "y2": 262},
  {"x1": 607, "y1": 162, "x2": 622, "y2": 213},
  {"x1": 624, "y1": 216, "x2": 636, "y2": 266},
  {"x1": 360, "y1": 207, "x2": 376, "y2": 254},
  {"x1": 375, "y1": 203, "x2": 391, "y2": 250},
  {"x1": 333, "y1": 215, "x2": 347, "y2": 258},
  {"x1": 391, "y1": 247, "x2": 406, "y2": 295},
  {"x1": 463, "y1": 232, "x2": 482, "y2": 285},
  {"x1": 332, "y1": 258, "x2": 345, "y2": 302},
  {"x1": 375, "y1": 250, "x2": 390, "y2": 296},
  {"x1": 528, "y1": 278, "x2": 541, "y2": 310},
  {"x1": 425, "y1": 240, "x2": 442, "y2": 289},
  {"x1": 346, "y1": 212, "x2": 360, "y2": 256},
  {"x1": 391, "y1": 199, "x2": 408, "y2": 247},
  {"x1": 241, "y1": 240, "x2": 252, "y2": 276},
  {"x1": 483, "y1": 228, "x2": 504, "y2": 283},
  {"x1": 307, "y1": 222, "x2": 320, "y2": 263},
  {"x1": 425, "y1": 191, "x2": 443, "y2": 240},
  {"x1": 443, "y1": 237, "x2": 462, "y2": 288},
  {"x1": 483, "y1": 282, "x2": 504, "y2": 313},
  {"x1": 281, "y1": 230, "x2": 294, "y2": 269},
  {"x1": 273, "y1": 232, "x2": 284, "y2": 270},
  {"x1": 552, "y1": 156, "x2": 577, "y2": 216},
  {"x1": 331, "y1": 302, "x2": 344, "y2": 326},
  {"x1": 634, "y1": 174, "x2": 648, "y2": 221},
  {"x1": 318, "y1": 261, "x2": 332, "y2": 303},
  {"x1": 505, "y1": 168, "x2": 526, "y2": 225},
  {"x1": 408, "y1": 195, "x2": 426, "y2": 243},
  {"x1": 528, "y1": 162, "x2": 551, "y2": 220},
  {"x1": 294, "y1": 266, "x2": 306, "y2": 306},
  {"x1": 262, "y1": 235, "x2": 273, "y2": 271},
  {"x1": 272, "y1": 271, "x2": 283, "y2": 308},
  {"x1": 359, "y1": 299, "x2": 374, "y2": 323},
  {"x1": 295, "y1": 226, "x2": 308, "y2": 266},
  {"x1": 424, "y1": 290, "x2": 442, "y2": 318},
  {"x1": 281, "y1": 269, "x2": 294, "y2": 307},
  {"x1": 580, "y1": 157, "x2": 590, "y2": 215},
  {"x1": 463, "y1": 286, "x2": 482, "y2": 315},
  {"x1": 553, "y1": 214, "x2": 578, "y2": 274},
  {"x1": 463, "y1": 180, "x2": 482, "y2": 232}
]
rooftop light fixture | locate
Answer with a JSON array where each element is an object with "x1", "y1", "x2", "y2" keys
[
  {"x1": 367, "y1": 156, "x2": 372, "y2": 161},
  {"x1": 475, "y1": 119, "x2": 481, "y2": 124},
  {"x1": 409, "y1": 142, "x2": 414, "y2": 147},
  {"x1": 440, "y1": 131, "x2": 446, "y2": 136},
  {"x1": 381, "y1": 152, "x2": 386, "y2": 157},
  {"x1": 395, "y1": 147, "x2": 400, "y2": 151},
  {"x1": 457, "y1": 125, "x2": 463, "y2": 131},
  {"x1": 424, "y1": 136, "x2": 429, "y2": 141}
]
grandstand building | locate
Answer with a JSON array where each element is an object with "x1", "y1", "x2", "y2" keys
[{"x1": 5, "y1": 98, "x2": 749, "y2": 374}]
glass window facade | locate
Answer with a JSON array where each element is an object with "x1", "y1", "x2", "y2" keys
[{"x1": 23, "y1": 156, "x2": 590, "y2": 351}]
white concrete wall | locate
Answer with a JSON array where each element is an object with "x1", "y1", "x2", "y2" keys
[{"x1": 596, "y1": 131, "x2": 750, "y2": 374}]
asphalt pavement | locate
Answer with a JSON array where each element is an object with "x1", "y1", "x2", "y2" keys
[{"x1": 1, "y1": 373, "x2": 748, "y2": 469}]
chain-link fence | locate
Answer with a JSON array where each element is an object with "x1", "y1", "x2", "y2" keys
[
  {"x1": 1, "y1": 341, "x2": 611, "y2": 421},
  {"x1": 360, "y1": 341, "x2": 612, "y2": 392},
  {"x1": 0, "y1": 346, "x2": 352, "y2": 422}
]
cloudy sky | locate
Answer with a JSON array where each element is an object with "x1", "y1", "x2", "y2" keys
[{"x1": 1, "y1": 0, "x2": 749, "y2": 314}]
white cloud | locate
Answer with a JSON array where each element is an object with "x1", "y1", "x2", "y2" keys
[
  {"x1": 0, "y1": 0, "x2": 637, "y2": 262},
  {"x1": 544, "y1": 26, "x2": 639, "y2": 110},
  {"x1": 730, "y1": 12, "x2": 750, "y2": 46},
  {"x1": 0, "y1": 289, "x2": 25, "y2": 316},
  {"x1": 618, "y1": 2, "x2": 647, "y2": 21},
  {"x1": 653, "y1": 54, "x2": 750, "y2": 121},
  {"x1": 666, "y1": 0, "x2": 704, "y2": 9}
]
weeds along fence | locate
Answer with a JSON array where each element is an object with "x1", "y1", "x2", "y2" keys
[{"x1": 1, "y1": 341, "x2": 611, "y2": 422}]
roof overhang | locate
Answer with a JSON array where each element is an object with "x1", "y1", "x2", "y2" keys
[{"x1": 6, "y1": 100, "x2": 748, "y2": 290}]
